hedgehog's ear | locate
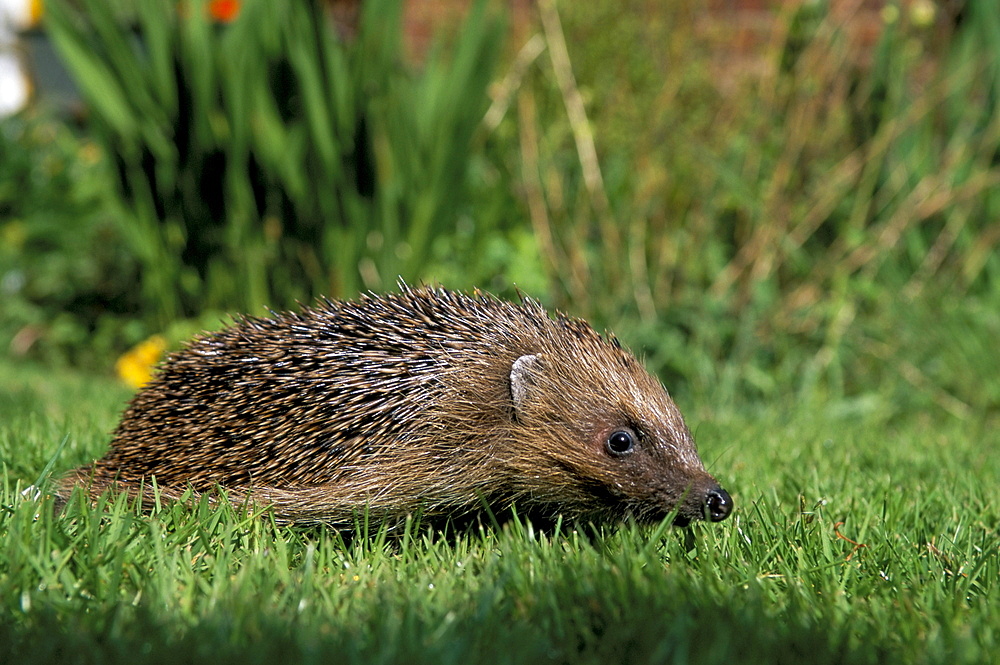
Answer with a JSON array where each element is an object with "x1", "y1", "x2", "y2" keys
[{"x1": 510, "y1": 353, "x2": 542, "y2": 420}]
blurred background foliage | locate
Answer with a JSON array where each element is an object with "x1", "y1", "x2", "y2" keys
[
  {"x1": 43, "y1": 0, "x2": 507, "y2": 318},
  {"x1": 1, "y1": 0, "x2": 998, "y2": 420}
]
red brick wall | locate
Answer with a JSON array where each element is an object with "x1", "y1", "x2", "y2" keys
[
  {"x1": 703, "y1": 0, "x2": 898, "y2": 55},
  {"x1": 334, "y1": 1, "x2": 946, "y2": 67}
]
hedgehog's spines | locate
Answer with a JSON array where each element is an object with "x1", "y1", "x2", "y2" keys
[{"x1": 58, "y1": 284, "x2": 732, "y2": 527}]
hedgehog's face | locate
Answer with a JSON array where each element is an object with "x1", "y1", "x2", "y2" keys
[
  {"x1": 585, "y1": 418, "x2": 733, "y2": 526},
  {"x1": 508, "y1": 350, "x2": 732, "y2": 526}
]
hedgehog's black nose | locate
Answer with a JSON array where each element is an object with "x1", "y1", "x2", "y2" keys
[{"x1": 705, "y1": 487, "x2": 733, "y2": 522}]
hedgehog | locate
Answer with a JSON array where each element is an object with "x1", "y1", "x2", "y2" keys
[{"x1": 57, "y1": 285, "x2": 732, "y2": 527}]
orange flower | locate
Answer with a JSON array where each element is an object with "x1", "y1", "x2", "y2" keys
[
  {"x1": 208, "y1": 0, "x2": 241, "y2": 23},
  {"x1": 30, "y1": 0, "x2": 44, "y2": 25}
]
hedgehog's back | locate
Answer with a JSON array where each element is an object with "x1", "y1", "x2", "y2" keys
[{"x1": 60, "y1": 287, "x2": 574, "y2": 508}]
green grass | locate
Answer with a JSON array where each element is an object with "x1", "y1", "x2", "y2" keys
[
  {"x1": 3, "y1": 4, "x2": 998, "y2": 662},
  {"x1": 1, "y1": 359, "x2": 996, "y2": 664}
]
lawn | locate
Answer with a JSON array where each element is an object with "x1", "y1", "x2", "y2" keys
[
  {"x1": 2, "y1": 1, "x2": 999, "y2": 662},
  {"x1": 1, "y1": 358, "x2": 996, "y2": 664}
]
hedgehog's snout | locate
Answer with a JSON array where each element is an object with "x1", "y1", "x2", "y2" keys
[
  {"x1": 671, "y1": 482, "x2": 734, "y2": 526},
  {"x1": 705, "y1": 486, "x2": 733, "y2": 522}
]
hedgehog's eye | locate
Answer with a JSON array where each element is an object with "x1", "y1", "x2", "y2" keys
[{"x1": 606, "y1": 429, "x2": 636, "y2": 456}]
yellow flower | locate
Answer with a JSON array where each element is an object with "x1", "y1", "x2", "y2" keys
[
  {"x1": 115, "y1": 335, "x2": 167, "y2": 389},
  {"x1": 910, "y1": 0, "x2": 935, "y2": 28}
]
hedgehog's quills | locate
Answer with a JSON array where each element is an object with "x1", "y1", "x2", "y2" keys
[{"x1": 58, "y1": 285, "x2": 733, "y2": 527}]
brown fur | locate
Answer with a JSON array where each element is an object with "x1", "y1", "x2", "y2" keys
[{"x1": 57, "y1": 285, "x2": 732, "y2": 526}]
